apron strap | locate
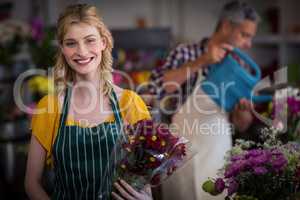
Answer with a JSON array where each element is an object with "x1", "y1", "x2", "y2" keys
[
  {"x1": 109, "y1": 90, "x2": 124, "y2": 129},
  {"x1": 58, "y1": 86, "x2": 124, "y2": 131},
  {"x1": 58, "y1": 85, "x2": 72, "y2": 131}
]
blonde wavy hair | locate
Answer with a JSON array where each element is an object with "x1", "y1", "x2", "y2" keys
[{"x1": 54, "y1": 4, "x2": 114, "y2": 96}]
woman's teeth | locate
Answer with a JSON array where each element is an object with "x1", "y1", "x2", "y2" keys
[{"x1": 75, "y1": 57, "x2": 93, "y2": 64}]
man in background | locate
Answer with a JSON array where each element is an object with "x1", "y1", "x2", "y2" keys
[{"x1": 148, "y1": 1, "x2": 261, "y2": 199}]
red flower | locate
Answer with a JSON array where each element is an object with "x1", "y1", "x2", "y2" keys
[
  {"x1": 150, "y1": 174, "x2": 161, "y2": 185},
  {"x1": 115, "y1": 119, "x2": 189, "y2": 189},
  {"x1": 145, "y1": 156, "x2": 161, "y2": 169}
]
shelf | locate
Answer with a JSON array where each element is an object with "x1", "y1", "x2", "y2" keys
[
  {"x1": 253, "y1": 34, "x2": 282, "y2": 45},
  {"x1": 111, "y1": 28, "x2": 172, "y2": 50},
  {"x1": 253, "y1": 34, "x2": 300, "y2": 46},
  {"x1": 111, "y1": 28, "x2": 172, "y2": 74},
  {"x1": 284, "y1": 34, "x2": 300, "y2": 45}
]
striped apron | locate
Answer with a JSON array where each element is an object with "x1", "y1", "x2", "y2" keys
[{"x1": 52, "y1": 86, "x2": 124, "y2": 200}]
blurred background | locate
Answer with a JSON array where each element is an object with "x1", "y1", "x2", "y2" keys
[{"x1": 0, "y1": 0, "x2": 299, "y2": 199}]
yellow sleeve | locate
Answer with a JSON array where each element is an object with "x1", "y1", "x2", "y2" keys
[
  {"x1": 119, "y1": 90, "x2": 151, "y2": 125},
  {"x1": 30, "y1": 95, "x2": 59, "y2": 165}
]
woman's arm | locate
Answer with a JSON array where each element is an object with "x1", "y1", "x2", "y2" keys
[{"x1": 25, "y1": 135, "x2": 50, "y2": 200}]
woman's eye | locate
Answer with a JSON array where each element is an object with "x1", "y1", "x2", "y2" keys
[
  {"x1": 65, "y1": 42, "x2": 76, "y2": 47},
  {"x1": 87, "y1": 38, "x2": 96, "y2": 44}
]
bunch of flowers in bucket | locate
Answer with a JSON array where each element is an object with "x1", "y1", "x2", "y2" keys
[
  {"x1": 260, "y1": 87, "x2": 300, "y2": 142},
  {"x1": 202, "y1": 127, "x2": 300, "y2": 200},
  {"x1": 99, "y1": 119, "x2": 193, "y2": 199}
]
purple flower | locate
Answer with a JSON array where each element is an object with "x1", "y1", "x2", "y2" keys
[
  {"x1": 287, "y1": 97, "x2": 294, "y2": 105},
  {"x1": 291, "y1": 103, "x2": 300, "y2": 114},
  {"x1": 215, "y1": 178, "x2": 225, "y2": 193},
  {"x1": 224, "y1": 166, "x2": 238, "y2": 178},
  {"x1": 270, "y1": 149, "x2": 288, "y2": 171},
  {"x1": 253, "y1": 166, "x2": 268, "y2": 175},
  {"x1": 227, "y1": 179, "x2": 239, "y2": 196},
  {"x1": 231, "y1": 155, "x2": 244, "y2": 162},
  {"x1": 225, "y1": 160, "x2": 246, "y2": 178},
  {"x1": 271, "y1": 149, "x2": 283, "y2": 156},
  {"x1": 248, "y1": 155, "x2": 267, "y2": 167},
  {"x1": 242, "y1": 149, "x2": 273, "y2": 171},
  {"x1": 245, "y1": 149, "x2": 263, "y2": 158},
  {"x1": 30, "y1": 17, "x2": 43, "y2": 42},
  {"x1": 287, "y1": 97, "x2": 300, "y2": 114},
  {"x1": 270, "y1": 156, "x2": 287, "y2": 171},
  {"x1": 248, "y1": 153, "x2": 270, "y2": 166}
]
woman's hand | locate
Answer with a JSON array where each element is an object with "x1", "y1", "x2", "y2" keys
[{"x1": 112, "y1": 179, "x2": 152, "y2": 200}]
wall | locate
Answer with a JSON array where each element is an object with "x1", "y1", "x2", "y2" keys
[
  {"x1": 0, "y1": 0, "x2": 31, "y2": 21},
  {"x1": 8, "y1": 0, "x2": 292, "y2": 45},
  {"x1": 184, "y1": 0, "x2": 232, "y2": 42},
  {"x1": 2, "y1": 0, "x2": 233, "y2": 42}
]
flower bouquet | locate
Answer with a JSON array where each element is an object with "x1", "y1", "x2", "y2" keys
[
  {"x1": 98, "y1": 119, "x2": 193, "y2": 199},
  {"x1": 202, "y1": 127, "x2": 300, "y2": 200}
]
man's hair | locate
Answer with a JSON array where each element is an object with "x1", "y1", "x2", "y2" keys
[{"x1": 216, "y1": 0, "x2": 260, "y2": 31}]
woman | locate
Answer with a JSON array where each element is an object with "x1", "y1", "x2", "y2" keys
[{"x1": 25, "y1": 4, "x2": 152, "y2": 200}]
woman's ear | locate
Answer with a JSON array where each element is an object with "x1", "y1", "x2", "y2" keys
[
  {"x1": 100, "y1": 37, "x2": 107, "y2": 50},
  {"x1": 59, "y1": 44, "x2": 64, "y2": 53}
]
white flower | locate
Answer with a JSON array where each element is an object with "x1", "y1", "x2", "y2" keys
[
  {"x1": 273, "y1": 120, "x2": 285, "y2": 132},
  {"x1": 0, "y1": 20, "x2": 30, "y2": 44}
]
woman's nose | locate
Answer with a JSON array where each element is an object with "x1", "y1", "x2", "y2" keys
[{"x1": 77, "y1": 43, "x2": 88, "y2": 56}]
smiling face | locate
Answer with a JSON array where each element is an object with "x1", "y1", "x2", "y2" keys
[{"x1": 61, "y1": 22, "x2": 106, "y2": 78}]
